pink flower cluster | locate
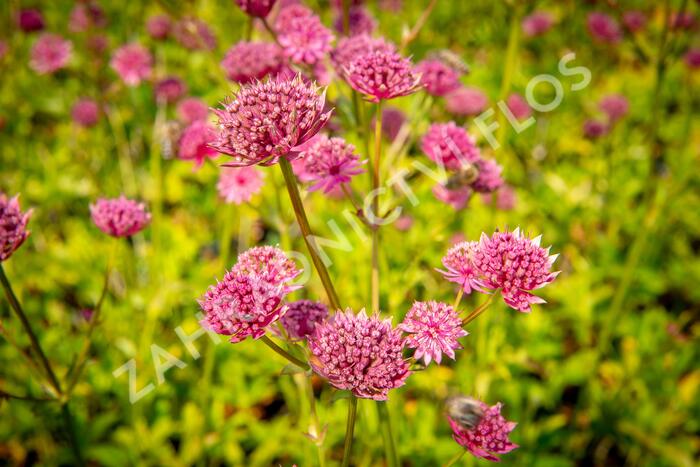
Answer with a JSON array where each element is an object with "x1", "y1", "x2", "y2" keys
[
  {"x1": 522, "y1": 11, "x2": 554, "y2": 37},
  {"x1": 173, "y1": 17, "x2": 217, "y2": 50},
  {"x1": 415, "y1": 59, "x2": 462, "y2": 97},
  {"x1": 235, "y1": 0, "x2": 277, "y2": 18},
  {"x1": 399, "y1": 301, "x2": 467, "y2": 365},
  {"x1": 448, "y1": 400, "x2": 518, "y2": 461},
  {"x1": 217, "y1": 167, "x2": 265, "y2": 204},
  {"x1": 277, "y1": 8, "x2": 334, "y2": 65},
  {"x1": 1, "y1": 194, "x2": 32, "y2": 262},
  {"x1": 178, "y1": 121, "x2": 219, "y2": 169},
  {"x1": 587, "y1": 12, "x2": 622, "y2": 44},
  {"x1": 221, "y1": 41, "x2": 284, "y2": 84},
  {"x1": 445, "y1": 86, "x2": 489, "y2": 116},
  {"x1": 30, "y1": 34, "x2": 72, "y2": 74},
  {"x1": 90, "y1": 196, "x2": 151, "y2": 238},
  {"x1": 110, "y1": 43, "x2": 152, "y2": 86},
  {"x1": 344, "y1": 50, "x2": 422, "y2": 102},
  {"x1": 331, "y1": 34, "x2": 396, "y2": 72},
  {"x1": 281, "y1": 299, "x2": 329, "y2": 339},
  {"x1": 71, "y1": 98, "x2": 100, "y2": 127},
  {"x1": 296, "y1": 135, "x2": 365, "y2": 193}
]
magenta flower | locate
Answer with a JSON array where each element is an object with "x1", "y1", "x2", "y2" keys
[
  {"x1": 90, "y1": 196, "x2": 151, "y2": 238},
  {"x1": 17, "y1": 9, "x2": 45, "y2": 33},
  {"x1": 421, "y1": 122, "x2": 481, "y2": 171},
  {"x1": 211, "y1": 75, "x2": 332, "y2": 167},
  {"x1": 1, "y1": 194, "x2": 32, "y2": 262},
  {"x1": 344, "y1": 50, "x2": 421, "y2": 102},
  {"x1": 30, "y1": 34, "x2": 72, "y2": 74},
  {"x1": 622, "y1": 10, "x2": 647, "y2": 32},
  {"x1": 297, "y1": 135, "x2": 365, "y2": 193},
  {"x1": 599, "y1": 94, "x2": 629, "y2": 123},
  {"x1": 380, "y1": 107, "x2": 406, "y2": 141},
  {"x1": 110, "y1": 43, "x2": 152, "y2": 86},
  {"x1": 277, "y1": 13, "x2": 334, "y2": 65},
  {"x1": 506, "y1": 93, "x2": 532, "y2": 120},
  {"x1": 235, "y1": 0, "x2": 277, "y2": 18},
  {"x1": 221, "y1": 41, "x2": 283, "y2": 84},
  {"x1": 333, "y1": 6, "x2": 376, "y2": 36},
  {"x1": 155, "y1": 76, "x2": 187, "y2": 104},
  {"x1": 394, "y1": 215, "x2": 413, "y2": 231},
  {"x1": 415, "y1": 59, "x2": 461, "y2": 97},
  {"x1": 281, "y1": 299, "x2": 329, "y2": 339},
  {"x1": 173, "y1": 17, "x2": 217, "y2": 50},
  {"x1": 522, "y1": 11, "x2": 553, "y2": 37},
  {"x1": 71, "y1": 98, "x2": 100, "y2": 127},
  {"x1": 178, "y1": 121, "x2": 219, "y2": 169},
  {"x1": 671, "y1": 11, "x2": 696, "y2": 30},
  {"x1": 146, "y1": 15, "x2": 171, "y2": 40},
  {"x1": 438, "y1": 241, "x2": 480, "y2": 294},
  {"x1": 433, "y1": 184, "x2": 472, "y2": 210},
  {"x1": 330, "y1": 34, "x2": 396, "y2": 71},
  {"x1": 275, "y1": 4, "x2": 315, "y2": 30},
  {"x1": 583, "y1": 119, "x2": 608, "y2": 139},
  {"x1": 177, "y1": 97, "x2": 209, "y2": 124},
  {"x1": 399, "y1": 301, "x2": 467, "y2": 365},
  {"x1": 473, "y1": 228, "x2": 559, "y2": 312},
  {"x1": 308, "y1": 309, "x2": 410, "y2": 400},
  {"x1": 232, "y1": 245, "x2": 301, "y2": 291},
  {"x1": 217, "y1": 167, "x2": 265, "y2": 204},
  {"x1": 685, "y1": 48, "x2": 700, "y2": 70},
  {"x1": 69, "y1": 2, "x2": 106, "y2": 33},
  {"x1": 587, "y1": 12, "x2": 622, "y2": 44},
  {"x1": 472, "y1": 159, "x2": 504, "y2": 194},
  {"x1": 448, "y1": 400, "x2": 518, "y2": 462},
  {"x1": 445, "y1": 86, "x2": 489, "y2": 116}
]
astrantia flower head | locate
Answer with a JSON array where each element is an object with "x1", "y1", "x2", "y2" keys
[
  {"x1": 330, "y1": 34, "x2": 396, "y2": 71},
  {"x1": 433, "y1": 184, "x2": 472, "y2": 210},
  {"x1": 473, "y1": 228, "x2": 559, "y2": 312},
  {"x1": 30, "y1": 34, "x2": 72, "y2": 74},
  {"x1": 147, "y1": 15, "x2": 171, "y2": 40},
  {"x1": 178, "y1": 121, "x2": 219, "y2": 168},
  {"x1": 211, "y1": 75, "x2": 332, "y2": 167},
  {"x1": 472, "y1": 159, "x2": 504, "y2": 194},
  {"x1": 221, "y1": 41, "x2": 283, "y2": 84},
  {"x1": 110, "y1": 43, "x2": 152, "y2": 86},
  {"x1": 18, "y1": 9, "x2": 45, "y2": 32},
  {"x1": 235, "y1": 0, "x2": 277, "y2": 18},
  {"x1": 587, "y1": 12, "x2": 622, "y2": 44},
  {"x1": 155, "y1": 76, "x2": 187, "y2": 104},
  {"x1": 217, "y1": 167, "x2": 265, "y2": 205},
  {"x1": 421, "y1": 122, "x2": 481, "y2": 171},
  {"x1": 622, "y1": 10, "x2": 647, "y2": 32},
  {"x1": 1, "y1": 194, "x2": 32, "y2": 262},
  {"x1": 448, "y1": 399, "x2": 518, "y2": 462},
  {"x1": 173, "y1": 17, "x2": 217, "y2": 50},
  {"x1": 297, "y1": 135, "x2": 365, "y2": 193},
  {"x1": 334, "y1": 6, "x2": 376, "y2": 36},
  {"x1": 281, "y1": 299, "x2": 329, "y2": 339},
  {"x1": 275, "y1": 4, "x2": 314, "y2": 30},
  {"x1": 72, "y1": 98, "x2": 100, "y2": 127},
  {"x1": 90, "y1": 196, "x2": 151, "y2": 238},
  {"x1": 685, "y1": 48, "x2": 700, "y2": 70},
  {"x1": 506, "y1": 93, "x2": 532, "y2": 120},
  {"x1": 277, "y1": 13, "x2": 334, "y2": 65},
  {"x1": 232, "y1": 245, "x2": 301, "y2": 292},
  {"x1": 415, "y1": 59, "x2": 461, "y2": 97},
  {"x1": 177, "y1": 97, "x2": 209, "y2": 124},
  {"x1": 69, "y1": 2, "x2": 106, "y2": 33},
  {"x1": 583, "y1": 119, "x2": 608, "y2": 139},
  {"x1": 380, "y1": 107, "x2": 406, "y2": 141},
  {"x1": 198, "y1": 271, "x2": 287, "y2": 342},
  {"x1": 399, "y1": 301, "x2": 467, "y2": 365},
  {"x1": 599, "y1": 94, "x2": 629, "y2": 123},
  {"x1": 522, "y1": 11, "x2": 554, "y2": 37},
  {"x1": 344, "y1": 50, "x2": 422, "y2": 102},
  {"x1": 308, "y1": 309, "x2": 410, "y2": 400},
  {"x1": 445, "y1": 86, "x2": 489, "y2": 116},
  {"x1": 438, "y1": 241, "x2": 480, "y2": 294}
]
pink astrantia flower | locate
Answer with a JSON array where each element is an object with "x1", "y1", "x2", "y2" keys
[
  {"x1": 90, "y1": 196, "x2": 151, "y2": 238},
  {"x1": 235, "y1": 0, "x2": 277, "y2": 17},
  {"x1": 18, "y1": 9, "x2": 45, "y2": 32},
  {"x1": 330, "y1": 34, "x2": 396, "y2": 71},
  {"x1": 177, "y1": 97, "x2": 209, "y2": 124},
  {"x1": 521, "y1": 11, "x2": 553, "y2": 37},
  {"x1": 421, "y1": 122, "x2": 481, "y2": 171},
  {"x1": 211, "y1": 75, "x2": 332, "y2": 167},
  {"x1": 72, "y1": 98, "x2": 100, "y2": 127},
  {"x1": 622, "y1": 10, "x2": 647, "y2": 32},
  {"x1": 178, "y1": 121, "x2": 219, "y2": 168},
  {"x1": 395, "y1": 215, "x2": 413, "y2": 231},
  {"x1": 433, "y1": 184, "x2": 472, "y2": 210},
  {"x1": 221, "y1": 41, "x2": 283, "y2": 84},
  {"x1": 506, "y1": 93, "x2": 532, "y2": 120},
  {"x1": 297, "y1": 135, "x2": 365, "y2": 193},
  {"x1": 685, "y1": 48, "x2": 700, "y2": 69},
  {"x1": 110, "y1": 43, "x2": 152, "y2": 86},
  {"x1": 438, "y1": 241, "x2": 480, "y2": 294},
  {"x1": 583, "y1": 119, "x2": 608, "y2": 139},
  {"x1": 448, "y1": 400, "x2": 518, "y2": 462},
  {"x1": 334, "y1": 6, "x2": 376, "y2": 36},
  {"x1": 415, "y1": 59, "x2": 461, "y2": 97},
  {"x1": 281, "y1": 299, "x2": 329, "y2": 339},
  {"x1": 473, "y1": 228, "x2": 559, "y2": 312},
  {"x1": 173, "y1": 17, "x2": 217, "y2": 50},
  {"x1": 277, "y1": 13, "x2": 334, "y2": 65},
  {"x1": 155, "y1": 76, "x2": 187, "y2": 104},
  {"x1": 217, "y1": 167, "x2": 265, "y2": 204},
  {"x1": 232, "y1": 245, "x2": 302, "y2": 292},
  {"x1": 445, "y1": 86, "x2": 489, "y2": 116},
  {"x1": 147, "y1": 15, "x2": 171, "y2": 40},
  {"x1": 344, "y1": 50, "x2": 422, "y2": 102},
  {"x1": 30, "y1": 34, "x2": 72, "y2": 74},
  {"x1": 308, "y1": 309, "x2": 410, "y2": 400},
  {"x1": 69, "y1": 2, "x2": 106, "y2": 33},
  {"x1": 587, "y1": 12, "x2": 622, "y2": 44},
  {"x1": 1, "y1": 194, "x2": 32, "y2": 261},
  {"x1": 599, "y1": 94, "x2": 629, "y2": 123},
  {"x1": 472, "y1": 159, "x2": 504, "y2": 194},
  {"x1": 399, "y1": 301, "x2": 467, "y2": 365},
  {"x1": 671, "y1": 11, "x2": 696, "y2": 30},
  {"x1": 381, "y1": 107, "x2": 406, "y2": 141}
]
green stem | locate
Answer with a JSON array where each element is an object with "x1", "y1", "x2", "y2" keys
[
  {"x1": 453, "y1": 289, "x2": 464, "y2": 309},
  {"x1": 304, "y1": 376, "x2": 326, "y2": 467},
  {"x1": 279, "y1": 158, "x2": 342, "y2": 311},
  {"x1": 341, "y1": 395, "x2": 358, "y2": 467},
  {"x1": 444, "y1": 449, "x2": 466, "y2": 467},
  {"x1": 495, "y1": 4, "x2": 521, "y2": 153},
  {"x1": 371, "y1": 100, "x2": 383, "y2": 313},
  {"x1": 0, "y1": 389, "x2": 52, "y2": 402},
  {"x1": 462, "y1": 290, "x2": 499, "y2": 326},
  {"x1": 260, "y1": 334, "x2": 309, "y2": 369},
  {"x1": 61, "y1": 402, "x2": 84, "y2": 465},
  {"x1": 377, "y1": 401, "x2": 399, "y2": 467}
]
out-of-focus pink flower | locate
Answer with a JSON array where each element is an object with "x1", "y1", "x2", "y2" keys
[
  {"x1": 583, "y1": 119, "x2": 608, "y2": 139},
  {"x1": 308, "y1": 309, "x2": 410, "y2": 400},
  {"x1": 110, "y1": 43, "x2": 152, "y2": 86},
  {"x1": 69, "y1": 2, "x2": 106, "y2": 32},
  {"x1": 333, "y1": 6, "x2": 376, "y2": 36},
  {"x1": 421, "y1": 122, "x2": 480, "y2": 171},
  {"x1": 87, "y1": 34, "x2": 109, "y2": 54},
  {"x1": 599, "y1": 94, "x2": 629, "y2": 123},
  {"x1": 178, "y1": 121, "x2": 219, "y2": 168},
  {"x1": 233, "y1": 245, "x2": 302, "y2": 291},
  {"x1": 297, "y1": 135, "x2": 365, "y2": 193},
  {"x1": 72, "y1": 98, "x2": 100, "y2": 127},
  {"x1": 155, "y1": 76, "x2": 187, "y2": 104},
  {"x1": 381, "y1": 107, "x2": 406, "y2": 141},
  {"x1": 448, "y1": 399, "x2": 518, "y2": 462},
  {"x1": 1, "y1": 194, "x2": 32, "y2": 261},
  {"x1": 147, "y1": 15, "x2": 171, "y2": 40},
  {"x1": 173, "y1": 17, "x2": 217, "y2": 50},
  {"x1": 433, "y1": 184, "x2": 472, "y2": 210},
  {"x1": 212, "y1": 75, "x2": 331, "y2": 167},
  {"x1": 217, "y1": 167, "x2": 265, "y2": 204},
  {"x1": 587, "y1": 12, "x2": 622, "y2": 44},
  {"x1": 277, "y1": 12, "x2": 334, "y2": 65},
  {"x1": 221, "y1": 41, "x2": 283, "y2": 83},
  {"x1": 685, "y1": 48, "x2": 700, "y2": 69},
  {"x1": 90, "y1": 196, "x2": 151, "y2": 238},
  {"x1": 394, "y1": 214, "x2": 413, "y2": 231},
  {"x1": 331, "y1": 34, "x2": 396, "y2": 73},
  {"x1": 17, "y1": 9, "x2": 45, "y2": 33},
  {"x1": 521, "y1": 11, "x2": 554, "y2": 37},
  {"x1": 275, "y1": 4, "x2": 314, "y2": 30},
  {"x1": 281, "y1": 299, "x2": 329, "y2": 339},
  {"x1": 472, "y1": 159, "x2": 504, "y2": 194},
  {"x1": 177, "y1": 97, "x2": 209, "y2": 124},
  {"x1": 30, "y1": 34, "x2": 72, "y2": 74},
  {"x1": 671, "y1": 11, "x2": 696, "y2": 30},
  {"x1": 235, "y1": 0, "x2": 277, "y2": 17},
  {"x1": 481, "y1": 184, "x2": 516, "y2": 211},
  {"x1": 344, "y1": 50, "x2": 421, "y2": 102},
  {"x1": 415, "y1": 59, "x2": 461, "y2": 97},
  {"x1": 473, "y1": 228, "x2": 559, "y2": 312},
  {"x1": 506, "y1": 93, "x2": 532, "y2": 120},
  {"x1": 622, "y1": 10, "x2": 647, "y2": 32},
  {"x1": 399, "y1": 301, "x2": 467, "y2": 365},
  {"x1": 445, "y1": 86, "x2": 489, "y2": 116},
  {"x1": 438, "y1": 241, "x2": 480, "y2": 294}
]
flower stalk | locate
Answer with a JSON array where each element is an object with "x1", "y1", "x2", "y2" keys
[{"x1": 341, "y1": 395, "x2": 358, "y2": 467}]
